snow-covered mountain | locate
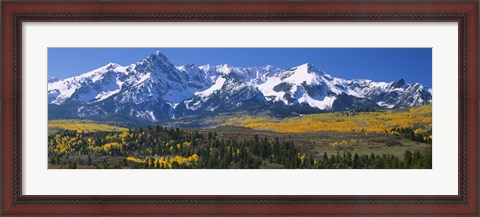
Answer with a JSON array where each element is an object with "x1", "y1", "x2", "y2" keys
[{"x1": 48, "y1": 51, "x2": 432, "y2": 123}]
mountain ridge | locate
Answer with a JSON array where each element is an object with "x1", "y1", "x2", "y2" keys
[{"x1": 48, "y1": 51, "x2": 432, "y2": 124}]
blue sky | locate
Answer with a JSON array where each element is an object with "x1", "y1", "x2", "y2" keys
[{"x1": 48, "y1": 48, "x2": 432, "y2": 86}]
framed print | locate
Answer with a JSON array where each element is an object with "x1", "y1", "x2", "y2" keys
[{"x1": 2, "y1": 0, "x2": 479, "y2": 215}]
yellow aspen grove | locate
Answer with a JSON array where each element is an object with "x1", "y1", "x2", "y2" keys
[
  {"x1": 126, "y1": 157, "x2": 145, "y2": 164},
  {"x1": 237, "y1": 104, "x2": 431, "y2": 134}
]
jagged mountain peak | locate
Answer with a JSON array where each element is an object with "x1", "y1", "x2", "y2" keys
[
  {"x1": 214, "y1": 64, "x2": 233, "y2": 74},
  {"x1": 296, "y1": 62, "x2": 315, "y2": 69},
  {"x1": 78, "y1": 63, "x2": 122, "y2": 78},
  {"x1": 198, "y1": 64, "x2": 212, "y2": 71},
  {"x1": 176, "y1": 63, "x2": 202, "y2": 76},
  {"x1": 178, "y1": 63, "x2": 196, "y2": 69},
  {"x1": 48, "y1": 51, "x2": 432, "y2": 124},
  {"x1": 391, "y1": 78, "x2": 406, "y2": 88},
  {"x1": 105, "y1": 62, "x2": 121, "y2": 68},
  {"x1": 150, "y1": 50, "x2": 168, "y2": 59},
  {"x1": 278, "y1": 63, "x2": 328, "y2": 86},
  {"x1": 136, "y1": 50, "x2": 173, "y2": 68},
  {"x1": 292, "y1": 63, "x2": 323, "y2": 73},
  {"x1": 264, "y1": 64, "x2": 274, "y2": 70}
]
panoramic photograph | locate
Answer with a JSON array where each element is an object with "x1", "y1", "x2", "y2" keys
[{"x1": 47, "y1": 48, "x2": 432, "y2": 169}]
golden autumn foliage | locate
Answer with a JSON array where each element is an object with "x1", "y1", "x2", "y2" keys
[
  {"x1": 102, "y1": 142, "x2": 122, "y2": 153},
  {"x1": 297, "y1": 153, "x2": 306, "y2": 166},
  {"x1": 128, "y1": 154, "x2": 200, "y2": 169},
  {"x1": 49, "y1": 134, "x2": 82, "y2": 156},
  {"x1": 236, "y1": 105, "x2": 432, "y2": 134},
  {"x1": 126, "y1": 156, "x2": 145, "y2": 164},
  {"x1": 48, "y1": 120, "x2": 128, "y2": 133}
]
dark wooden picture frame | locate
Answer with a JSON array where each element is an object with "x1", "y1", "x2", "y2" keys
[{"x1": 1, "y1": 1, "x2": 478, "y2": 215}]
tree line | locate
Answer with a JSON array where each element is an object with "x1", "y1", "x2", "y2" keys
[{"x1": 48, "y1": 125, "x2": 432, "y2": 169}]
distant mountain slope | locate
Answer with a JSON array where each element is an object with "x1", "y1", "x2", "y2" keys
[{"x1": 48, "y1": 51, "x2": 432, "y2": 124}]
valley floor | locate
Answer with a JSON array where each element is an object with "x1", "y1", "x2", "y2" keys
[
  {"x1": 48, "y1": 121, "x2": 432, "y2": 169},
  {"x1": 48, "y1": 105, "x2": 432, "y2": 169}
]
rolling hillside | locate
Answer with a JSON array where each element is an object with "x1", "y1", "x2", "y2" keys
[
  {"x1": 228, "y1": 104, "x2": 431, "y2": 134},
  {"x1": 48, "y1": 120, "x2": 128, "y2": 133}
]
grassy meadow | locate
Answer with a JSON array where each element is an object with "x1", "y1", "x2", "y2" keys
[
  {"x1": 48, "y1": 120, "x2": 129, "y2": 134},
  {"x1": 227, "y1": 104, "x2": 431, "y2": 134}
]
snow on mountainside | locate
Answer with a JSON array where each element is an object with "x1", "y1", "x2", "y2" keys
[
  {"x1": 48, "y1": 63, "x2": 128, "y2": 105},
  {"x1": 48, "y1": 50, "x2": 432, "y2": 123},
  {"x1": 258, "y1": 63, "x2": 334, "y2": 109}
]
